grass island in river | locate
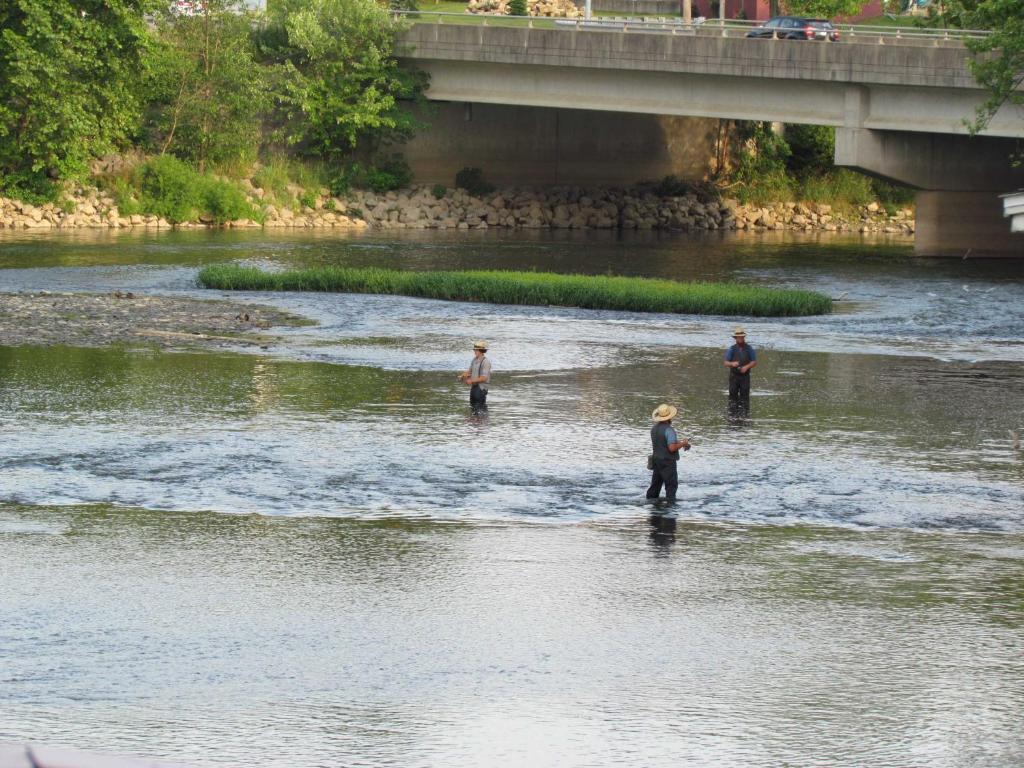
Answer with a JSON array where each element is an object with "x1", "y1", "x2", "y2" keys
[{"x1": 197, "y1": 265, "x2": 834, "y2": 317}]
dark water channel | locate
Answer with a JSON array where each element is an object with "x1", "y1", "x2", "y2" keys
[{"x1": 1, "y1": 229, "x2": 1022, "y2": 767}]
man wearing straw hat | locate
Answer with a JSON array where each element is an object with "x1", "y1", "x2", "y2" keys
[
  {"x1": 458, "y1": 340, "x2": 492, "y2": 408},
  {"x1": 647, "y1": 403, "x2": 690, "y2": 503},
  {"x1": 724, "y1": 326, "x2": 757, "y2": 406}
]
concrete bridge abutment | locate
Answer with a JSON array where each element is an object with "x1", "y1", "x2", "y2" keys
[
  {"x1": 836, "y1": 128, "x2": 1024, "y2": 257},
  {"x1": 398, "y1": 101, "x2": 719, "y2": 187}
]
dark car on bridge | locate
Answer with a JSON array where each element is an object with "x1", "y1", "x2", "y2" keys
[{"x1": 745, "y1": 17, "x2": 840, "y2": 41}]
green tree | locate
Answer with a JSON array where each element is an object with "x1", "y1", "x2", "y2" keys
[
  {"x1": 0, "y1": 0, "x2": 152, "y2": 197},
  {"x1": 144, "y1": 0, "x2": 267, "y2": 171},
  {"x1": 784, "y1": 124, "x2": 834, "y2": 175},
  {"x1": 940, "y1": 0, "x2": 1024, "y2": 132},
  {"x1": 781, "y1": 0, "x2": 865, "y2": 18},
  {"x1": 259, "y1": 0, "x2": 427, "y2": 168}
]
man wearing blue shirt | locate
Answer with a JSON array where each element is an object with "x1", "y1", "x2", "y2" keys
[
  {"x1": 647, "y1": 403, "x2": 690, "y2": 503},
  {"x1": 724, "y1": 326, "x2": 757, "y2": 406}
]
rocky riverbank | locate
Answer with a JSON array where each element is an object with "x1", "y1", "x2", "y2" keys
[
  {"x1": 0, "y1": 292, "x2": 305, "y2": 350},
  {"x1": 0, "y1": 183, "x2": 914, "y2": 235},
  {"x1": 346, "y1": 186, "x2": 915, "y2": 235}
]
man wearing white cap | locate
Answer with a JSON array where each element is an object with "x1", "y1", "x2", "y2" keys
[
  {"x1": 458, "y1": 340, "x2": 492, "y2": 408},
  {"x1": 724, "y1": 326, "x2": 757, "y2": 405},
  {"x1": 646, "y1": 403, "x2": 690, "y2": 503}
]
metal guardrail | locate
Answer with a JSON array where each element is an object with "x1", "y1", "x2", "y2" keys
[{"x1": 393, "y1": 10, "x2": 992, "y2": 43}]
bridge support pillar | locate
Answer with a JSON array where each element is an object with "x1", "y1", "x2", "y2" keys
[{"x1": 836, "y1": 128, "x2": 1024, "y2": 257}]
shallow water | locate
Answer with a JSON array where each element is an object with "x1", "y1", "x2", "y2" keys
[{"x1": 1, "y1": 229, "x2": 1022, "y2": 766}]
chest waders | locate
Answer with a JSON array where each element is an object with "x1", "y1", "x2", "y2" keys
[
  {"x1": 646, "y1": 421, "x2": 679, "y2": 503},
  {"x1": 470, "y1": 356, "x2": 488, "y2": 406},
  {"x1": 729, "y1": 345, "x2": 753, "y2": 404}
]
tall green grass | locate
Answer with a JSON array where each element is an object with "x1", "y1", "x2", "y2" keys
[
  {"x1": 198, "y1": 265, "x2": 832, "y2": 317},
  {"x1": 98, "y1": 155, "x2": 261, "y2": 223}
]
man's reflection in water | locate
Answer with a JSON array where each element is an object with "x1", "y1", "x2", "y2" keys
[
  {"x1": 727, "y1": 398, "x2": 752, "y2": 428},
  {"x1": 468, "y1": 402, "x2": 489, "y2": 426},
  {"x1": 648, "y1": 511, "x2": 677, "y2": 549}
]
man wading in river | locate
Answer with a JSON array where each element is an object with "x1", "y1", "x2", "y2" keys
[
  {"x1": 724, "y1": 326, "x2": 757, "y2": 407},
  {"x1": 647, "y1": 404, "x2": 691, "y2": 504},
  {"x1": 458, "y1": 340, "x2": 492, "y2": 409}
]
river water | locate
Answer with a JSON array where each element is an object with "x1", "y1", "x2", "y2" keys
[{"x1": 1, "y1": 229, "x2": 1022, "y2": 767}]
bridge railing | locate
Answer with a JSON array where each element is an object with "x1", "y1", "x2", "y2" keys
[{"x1": 393, "y1": 10, "x2": 992, "y2": 45}]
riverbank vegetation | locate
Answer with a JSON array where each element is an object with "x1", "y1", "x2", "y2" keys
[
  {"x1": 197, "y1": 265, "x2": 833, "y2": 317},
  {"x1": 0, "y1": 0, "x2": 424, "y2": 204},
  {"x1": 107, "y1": 155, "x2": 262, "y2": 224},
  {"x1": 722, "y1": 123, "x2": 914, "y2": 212}
]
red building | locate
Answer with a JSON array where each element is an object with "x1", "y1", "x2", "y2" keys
[{"x1": 692, "y1": 0, "x2": 883, "y2": 22}]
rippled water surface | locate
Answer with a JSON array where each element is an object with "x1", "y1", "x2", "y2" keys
[{"x1": 1, "y1": 229, "x2": 1022, "y2": 767}]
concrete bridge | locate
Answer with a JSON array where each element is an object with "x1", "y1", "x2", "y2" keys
[{"x1": 399, "y1": 20, "x2": 1024, "y2": 256}]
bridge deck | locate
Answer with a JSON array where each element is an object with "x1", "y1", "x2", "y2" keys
[{"x1": 399, "y1": 24, "x2": 1024, "y2": 137}]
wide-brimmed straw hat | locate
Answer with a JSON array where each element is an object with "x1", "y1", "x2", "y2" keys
[
  {"x1": 651, "y1": 403, "x2": 678, "y2": 422},
  {"x1": 472, "y1": 340, "x2": 488, "y2": 351},
  {"x1": 732, "y1": 326, "x2": 747, "y2": 338}
]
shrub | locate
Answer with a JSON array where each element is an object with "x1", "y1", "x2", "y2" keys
[
  {"x1": 872, "y1": 178, "x2": 916, "y2": 206},
  {"x1": 365, "y1": 155, "x2": 412, "y2": 192},
  {"x1": 785, "y1": 124, "x2": 834, "y2": 176},
  {"x1": 299, "y1": 189, "x2": 318, "y2": 210},
  {"x1": 102, "y1": 177, "x2": 142, "y2": 217},
  {"x1": 200, "y1": 176, "x2": 259, "y2": 223},
  {"x1": 652, "y1": 175, "x2": 691, "y2": 197},
  {"x1": 329, "y1": 168, "x2": 354, "y2": 196},
  {"x1": 120, "y1": 155, "x2": 258, "y2": 224},
  {"x1": 331, "y1": 155, "x2": 412, "y2": 194},
  {"x1": 455, "y1": 167, "x2": 495, "y2": 196},
  {"x1": 735, "y1": 122, "x2": 790, "y2": 180},
  {"x1": 431, "y1": 184, "x2": 447, "y2": 200},
  {"x1": 136, "y1": 155, "x2": 199, "y2": 223},
  {"x1": 0, "y1": 172, "x2": 63, "y2": 205}
]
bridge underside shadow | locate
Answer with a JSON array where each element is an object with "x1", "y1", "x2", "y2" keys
[{"x1": 836, "y1": 129, "x2": 1024, "y2": 257}]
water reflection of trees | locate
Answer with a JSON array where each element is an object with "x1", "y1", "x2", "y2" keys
[
  {"x1": 0, "y1": 345, "x2": 450, "y2": 420},
  {"x1": 9, "y1": 502, "x2": 471, "y2": 590}
]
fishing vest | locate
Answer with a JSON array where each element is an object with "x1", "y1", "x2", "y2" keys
[
  {"x1": 650, "y1": 422, "x2": 679, "y2": 462},
  {"x1": 729, "y1": 344, "x2": 754, "y2": 377}
]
